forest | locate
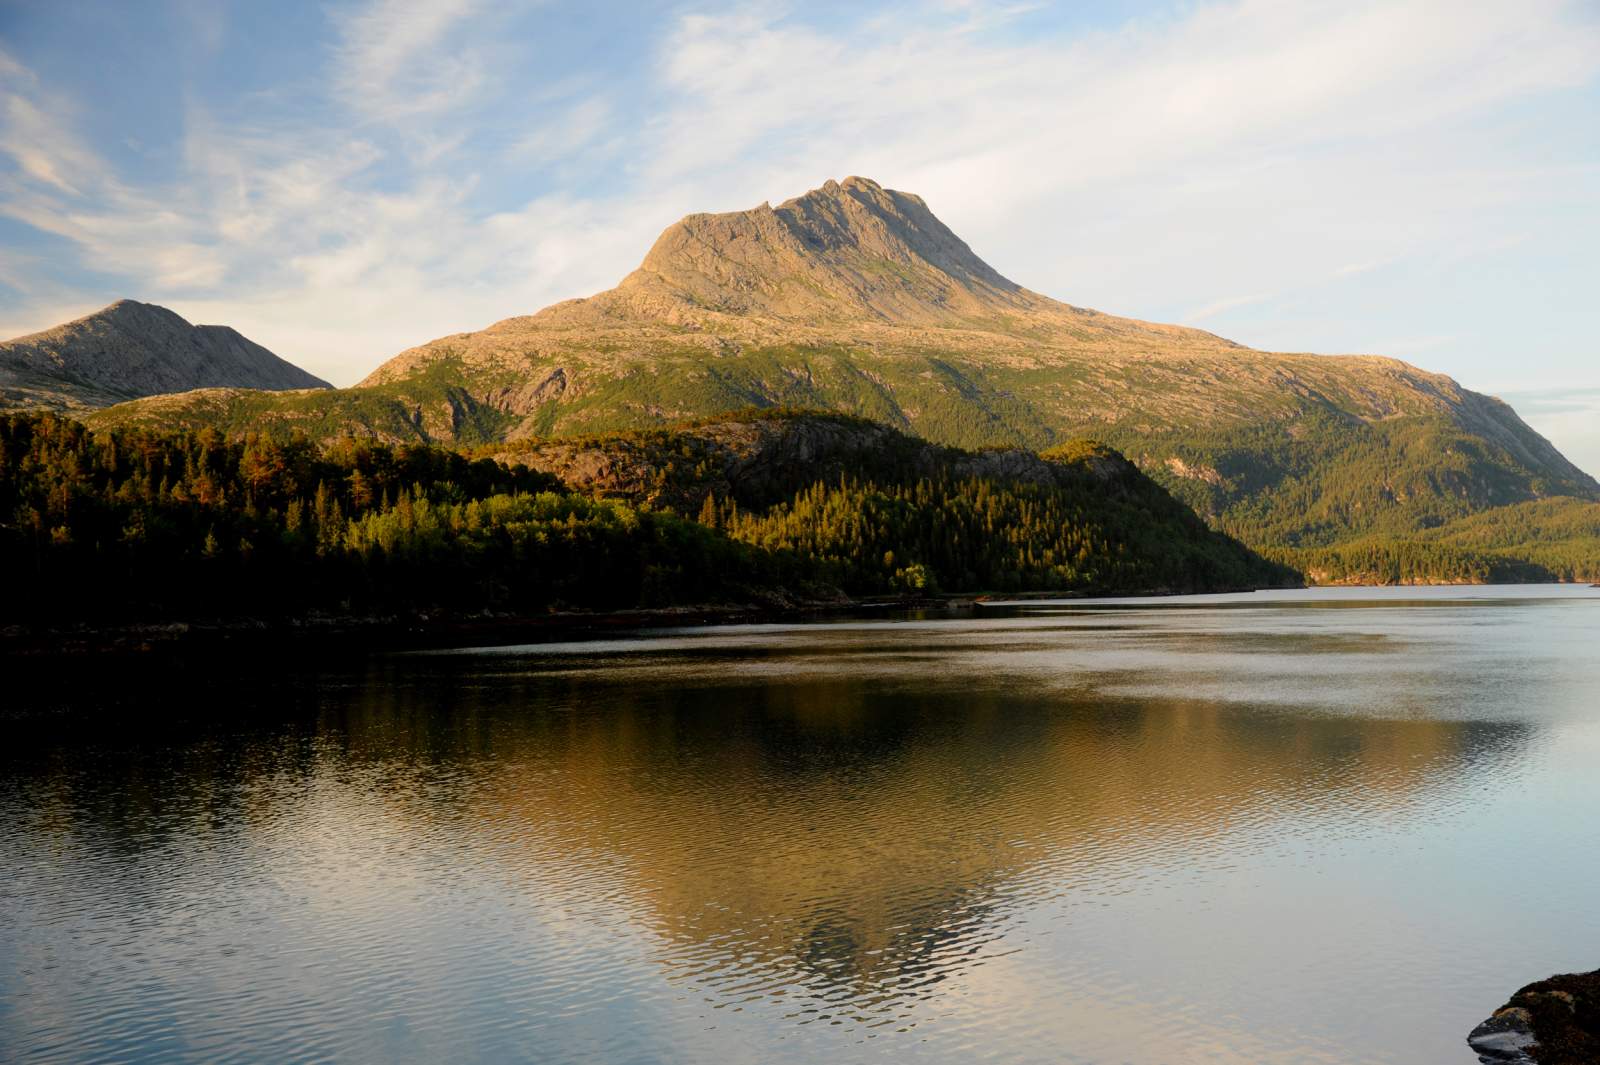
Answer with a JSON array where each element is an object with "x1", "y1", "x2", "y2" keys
[
  {"x1": 1095, "y1": 408, "x2": 1600, "y2": 584},
  {"x1": 0, "y1": 412, "x2": 1292, "y2": 624},
  {"x1": 1268, "y1": 499, "x2": 1600, "y2": 585}
]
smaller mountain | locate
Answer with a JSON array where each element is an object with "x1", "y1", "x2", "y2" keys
[
  {"x1": 488, "y1": 409, "x2": 1300, "y2": 595},
  {"x1": 0, "y1": 300, "x2": 330, "y2": 411}
]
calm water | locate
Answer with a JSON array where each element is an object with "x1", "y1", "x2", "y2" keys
[{"x1": 4, "y1": 586, "x2": 1600, "y2": 1064}]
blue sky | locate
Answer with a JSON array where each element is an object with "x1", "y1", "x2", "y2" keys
[{"x1": 1, "y1": 0, "x2": 1597, "y2": 469}]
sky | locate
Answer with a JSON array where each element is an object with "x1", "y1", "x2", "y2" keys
[{"x1": 0, "y1": 0, "x2": 1597, "y2": 469}]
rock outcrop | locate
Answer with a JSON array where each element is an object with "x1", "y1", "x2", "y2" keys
[
  {"x1": 1469, "y1": 1007, "x2": 1539, "y2": 1063},
  {"x1": 1469, "y1": 969, "x2": 1600, "y2": 1064},
  {"x1": 0, "y1": 300, "x2": 330, "y2": 411}
]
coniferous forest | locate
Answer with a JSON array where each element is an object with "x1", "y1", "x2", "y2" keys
[{"x1": 0, "y1": 412, "x2": 1294, "y2": 625}]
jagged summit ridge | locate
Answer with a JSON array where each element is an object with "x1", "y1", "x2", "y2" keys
[
  {"x1": 620, "y1": 176, "x2": 1029, "y2": 324},
  {"x1": 0, "y1": 300, "x2": 330, "y2": 410}
]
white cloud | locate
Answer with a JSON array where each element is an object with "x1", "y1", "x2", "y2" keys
[
  {"x1": 0, "y1": 57, "x2": 103, "y2": 198},
  {"x1": 643, "y1": 0, "x2": 1600, "y2": 234},
  {"x1": 509, "y1": 98, "x2": 613, "y2": 165},
  {"x1": 0, "y1": 56, "x2": 242, "y2": 292},
  {"x1": 329, "y1": 0, "x2": 488, "y2": 123}
]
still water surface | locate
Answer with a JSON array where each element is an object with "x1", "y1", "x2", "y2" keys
[{"x1": 4, "y1": 586, "x2": 1600, "y2": 1064}]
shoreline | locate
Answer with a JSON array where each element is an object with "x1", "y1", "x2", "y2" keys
[
  {"x1": 12, "y1": 579, "x2": 1595, "y2": 659},
  {"x1": 0, "y1": 582, "x2": 1284, "y2": 657}
]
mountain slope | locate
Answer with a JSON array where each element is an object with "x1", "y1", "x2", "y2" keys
[
  {"x1": 1, "y1": 300, "x2": 330, "y2": 410},
  {"x1": 84, "y1": 178, "x2": 1597, "y2": 561}
]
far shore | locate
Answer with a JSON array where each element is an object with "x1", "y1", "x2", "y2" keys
[
  {"x1": 1, "y1": 582, "x2": 1290, "y2": 658},
  {"x1": 9, "y1": 579, "x2": 1600, "y2": 658}
]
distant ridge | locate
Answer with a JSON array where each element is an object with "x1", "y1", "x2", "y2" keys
[{"x1": 0, "y1": 300, "x2": 329, "y2": 411}]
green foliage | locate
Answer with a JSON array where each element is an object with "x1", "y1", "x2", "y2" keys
[
  {"x1": 1088, "y1": 409, "x2": 1585, "y2": 543},
  {"x1": 711, "y1": 471, "x2": 1288, "y2": 595},
  {"x1": 1069, "y1": 407, "x2": 1599, "y2": 583},
  {"x1": 1268, "y1": 497, "x2": 1600, "y2": 584},
  {"x1": 0, "y1": 413, "x2": 715, "y2": 620},
  {"x1": 0, "y1": 411, "x2": 1293, "y2": 623}
]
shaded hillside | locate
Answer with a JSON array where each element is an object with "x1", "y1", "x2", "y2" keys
[
  {"x1": 0, "y1": 411, "x2": 1293, "y2": 625},
  {"x1": 490, "y1": 407, "x2": 1147, "y2": 512},
  {"x1": 84, "y1": 179, "x2": 1595, "y2": 559},
  {"x1": 490, "y1": 409, "x2": 1297, "y2": 594},
  {"x1": 1, "y1": 300, "x2": 330, "y2": 411}
]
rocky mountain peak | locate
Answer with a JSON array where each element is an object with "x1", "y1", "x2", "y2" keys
[{"x1": 620, "y1": 176, "x2": 1031, "y2": 325}]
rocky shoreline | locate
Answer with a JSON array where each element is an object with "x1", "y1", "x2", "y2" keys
[{"x1": 1469, "y1": 970, "x2": 1599, "y2": 1063}]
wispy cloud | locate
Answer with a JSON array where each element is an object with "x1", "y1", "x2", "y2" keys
[
  {"x1": 0, "y1": 53, "x2": 101, "y2": 197},
  {"x1": 1184, "y1": 293, "x2": 1273, "y2": 323},
  {"x1": 1498, "y1": 386, "x2": 1600, "y2": 417},
  {"x1": 330, "y1": 0, "x2": 487, "y2": 123},
  {"x1": 0, "y1": 50, "x2": 238, "y2": 292},
  {"x1": 509, "y1": 98, "x2": 613, "y2": 166}
]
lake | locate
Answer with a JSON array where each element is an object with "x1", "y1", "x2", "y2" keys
[{"x1": 4, "y1": 586, "x2": 1599, "y2": 1064}]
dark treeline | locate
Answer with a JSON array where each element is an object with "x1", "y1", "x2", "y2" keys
[
  {"x1": 1, "y1": 413, "x2": 1290, "y2": 624},
  {"x1": 0, "y1": 413, "x2": 759, "y2": 619}
]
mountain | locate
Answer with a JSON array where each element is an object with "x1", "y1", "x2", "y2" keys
[
  {"x1": 82, "y1": 179, "x2": 1597, "y2": 570},
  {"x1": 0, "y1": 299, "x2": 330, "y2": 410}
]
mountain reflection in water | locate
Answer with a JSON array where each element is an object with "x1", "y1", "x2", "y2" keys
[{"x1": 3, "y1": 588, "x2": 1599, "y2": 1065}]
